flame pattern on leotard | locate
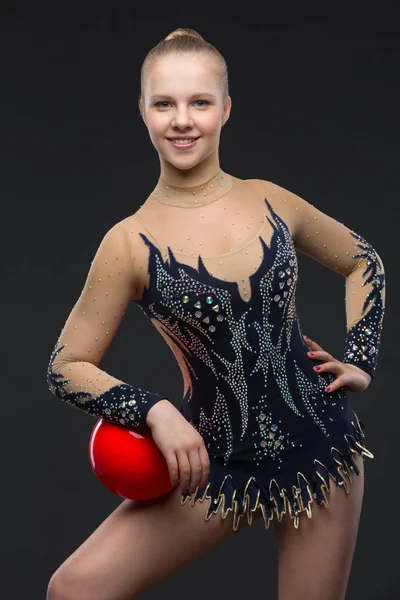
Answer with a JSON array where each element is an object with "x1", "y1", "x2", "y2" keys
[{"x1": 47, "y1": 177, "x2": 385, "y2": 530}]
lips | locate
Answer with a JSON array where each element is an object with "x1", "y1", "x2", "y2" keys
[{"x1": 167, "y1": 137, "x2": 200, "y2": 149}]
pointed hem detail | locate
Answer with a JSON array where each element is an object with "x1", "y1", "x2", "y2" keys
[{"x1": 181, "y1": 411, "x2": 373, "y2": 532}]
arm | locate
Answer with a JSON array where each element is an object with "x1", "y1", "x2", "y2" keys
[
  {"x1": 46, "y1": 222, "x2": 169, "y2": 429},
  {"x1": 271, "y1": 183, "x2": 386, "y2": 380}
]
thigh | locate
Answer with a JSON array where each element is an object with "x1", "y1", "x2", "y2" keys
[
  {"x1": 48, "y1": 485, "x2": 262, "y2": 600},
  {"x1": 272, "y1": 452, "x2": 365, "y2": 600}
]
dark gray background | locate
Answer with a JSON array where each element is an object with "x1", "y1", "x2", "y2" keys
[{"x1": 1, "y1": 3, "x2": 397, "y2": 599}]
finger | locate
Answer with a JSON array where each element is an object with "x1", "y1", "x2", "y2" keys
[
  {"x1": 324, "y1": 375, "x2": 348, "y2": 393},
  {"x1": 307, "y1": 350, "x2": 334, "y2": 362},
  {"x1": 198, "y1": 444, "x2": 211, "y2": 488},
  {"x1": 165, "y1": 452, "x2": 179, "y2": 488},
  {"x1": 313, "y1": 361, "x2": 343, "y2": 375},
  {"x1": 176, "y1": 450, "x2": 191, "y2": 493},
  {"x1": 188, "y1": 447, "x2": 203, "y2": 492},
  {"x1": 303, "y1": 335, "x2": 324, "y2": 351}
]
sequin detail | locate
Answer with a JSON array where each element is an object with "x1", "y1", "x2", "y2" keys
[
  {"x1": 46, "y1": 178, "x2": 384, "y2": 534},
  {"x1": 181, "y1": 411, "x2": 373, "y2": 531},
  {"x1": 342, "y1": 232, "x2": 385, "y2": 378},
  {"x1": 47, "y1": 345, "x2": 165, "y2": 429}
]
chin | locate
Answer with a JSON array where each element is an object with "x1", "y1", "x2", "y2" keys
[{"x1": 162, "y1": 153, "x2": 205, "y2": 171}]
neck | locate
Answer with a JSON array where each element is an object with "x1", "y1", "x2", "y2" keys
[
  {"x1": 152, "y1": 159, "x2": 233, "y2": 208},
  {"x1": 158, "y1": 154, "x2": 220, "y2": 188}
]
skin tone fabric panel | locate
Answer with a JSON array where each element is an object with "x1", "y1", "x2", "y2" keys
[
  {"x1": 44, "y1": 27, "x2": 386, "y2": 548},
  {"x1": 46, "y1": 223, "x2": 167, "y2": 429},
  {"x1": 131, "y1": 172, "x2": 385, "y2": 377},
  {"x1": 110, "y1": 176, "x2": 382, "y2": 528},
  {"x1": 45, "y1": 174, "x2": 385, "y2": 531},
  {"x1": 46, "y1": 175, "x2": 385, "y2": 427},
  {"x1": 263, "y1": 180, "x2": 385, "y2": 378},
  {"x1": 130, "y1": 174, "x2": 385, "y2": 380},
  {"x1": 130, "y1": 179, "x2": 271, "y2": 305}
]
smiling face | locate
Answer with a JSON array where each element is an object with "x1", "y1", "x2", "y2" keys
[{"x1": 140, "y1": 52, "x2": 231, "y2": 178}]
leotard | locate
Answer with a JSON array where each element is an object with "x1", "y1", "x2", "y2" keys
[{"x1": 47, "y1": 173, "x2": 385, "y2": 530}]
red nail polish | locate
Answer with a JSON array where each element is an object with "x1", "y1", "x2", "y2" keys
[
  {"x1": 315, "y1": 366, "x2": 320, "y2": 370},
  {"x1": 310, "y1": 352, "x2": 314, "y2": 356},
  {"x1": 325, "y1": 386, "x2": 331, "y2": 392}
]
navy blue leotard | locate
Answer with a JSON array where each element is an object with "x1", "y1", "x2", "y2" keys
[{"x1": 47, "y1": 173, "x2": 385, "y2": 530}]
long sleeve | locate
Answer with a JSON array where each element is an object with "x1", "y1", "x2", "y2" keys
[
  {"x1": 271, "y1": 183, "x2": 386, "y2": 380},
  {"x1": 46, "y1": 222, "x2": 168, "y2": 429}
]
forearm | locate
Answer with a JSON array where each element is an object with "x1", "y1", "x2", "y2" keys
[
  {"x1": 342, "y1": 305, "x2": 384, "y2": 379},
  {"x1": 47, "y1": 342, "x2": 169, "y2": 429},
  {"x1": 342, "y1": 236, "x2": 385, "y2": 380},
  {"x1": 269, "y1": 181, "x2": 386, "y2": 381}
]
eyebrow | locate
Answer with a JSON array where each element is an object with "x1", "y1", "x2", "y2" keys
[{"x1": 150, "y1": 93, "x2": 216, "y2": 101}]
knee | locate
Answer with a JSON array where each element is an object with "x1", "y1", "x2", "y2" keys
[
  {"x1": 46, "y1": 573, "x2": 65, "y2": 600},
  {"x1": 46, "y1": 567, "x2": 82, "y2": 600},
  {"x1": 46, "y1": 565, "x2": 141, "y2": 600}
]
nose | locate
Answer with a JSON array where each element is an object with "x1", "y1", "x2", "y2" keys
[{"x1": 172, "y1": 105, "x2": 193, "y2": 130}]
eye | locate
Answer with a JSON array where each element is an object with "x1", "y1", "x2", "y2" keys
[
  {"x1": 154, "y1": 99, "x2": 210, "y2": 109},
  {"x1": 155, "y1": 101, "x2": 171, "y2": 109},
  {"x1": 193, "y1": 100, "x2": 210, "y2": 107}
]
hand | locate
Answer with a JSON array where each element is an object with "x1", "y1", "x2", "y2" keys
[
  {"x1": 303, "y1": 335, "x2": 372, "y2": 393},
  {"x1": 146, "y1": 400, "x2": 210, "y2": 494}
]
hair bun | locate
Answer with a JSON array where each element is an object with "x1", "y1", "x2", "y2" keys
[{"x1": 164, "y1": 28, "x2": 204, "y2": 42}]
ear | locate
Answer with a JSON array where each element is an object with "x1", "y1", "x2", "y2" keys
[{"x1": 222, "y1": 96, "x2": 232, "y2": 126}]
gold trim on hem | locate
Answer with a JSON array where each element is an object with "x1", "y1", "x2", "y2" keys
[{"x1": 180, "y1": 411, "x2": 374, "y2": 532}]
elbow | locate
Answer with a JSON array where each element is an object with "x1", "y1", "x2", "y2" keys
[
  {"x1": 46, "y1": 361, "x2": 58, "y2": 397},
  {"x1": 373, "y1": 250, "x2": 386, "y2": 292},
  {"x1": 374, "y1": 249, "x2": 385, "y2": 274},
  {"x1": 46, "y1": 357, "x2": 60, "y2": 398},
  {"x1": 46, "y1": 347, "x2": 56, "y2": 396},
  {"x1": 353, "y1": 232, "x2": 384, "y2": 274},
  {"x1": 363, "y1": 247, "x2": 386, "y2": 307},
  {"x1": 46, "y1": 344, "x2": 68, "y2": 400},
  {"x1": 376, "y1": 251, "x2": 386, "y2": 304},
  {"x1": 358, "y1": 243, "x2": 385, "y2": 281}
]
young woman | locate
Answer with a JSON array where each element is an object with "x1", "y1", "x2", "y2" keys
[{"x1": 46, "y1": 28, "x2": 385, "y2": 600}]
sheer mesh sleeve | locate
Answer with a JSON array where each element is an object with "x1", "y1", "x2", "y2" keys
[
  {"x1": 46, "y1": 222, "x2": 168, "y2": 428},
  {"x1": 272, "y1": 183, "x2": 386, "y2": 380}
]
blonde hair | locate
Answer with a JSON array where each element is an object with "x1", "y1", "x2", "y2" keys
[{"x1": 140, "y1": 28, "x2": 229, "y2": 102}]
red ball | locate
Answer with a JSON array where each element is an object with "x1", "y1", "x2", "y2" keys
[{"x1": 88, "y1": 419, "x2": 175, "y2": 501}]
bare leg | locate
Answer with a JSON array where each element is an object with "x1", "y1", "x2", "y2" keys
[
  {"x1": 273, "y1": 452, "x2": 365, "y2": 600},
  {"x1": 47, "y1": 484, "x2": 262, "y2": 600}
]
